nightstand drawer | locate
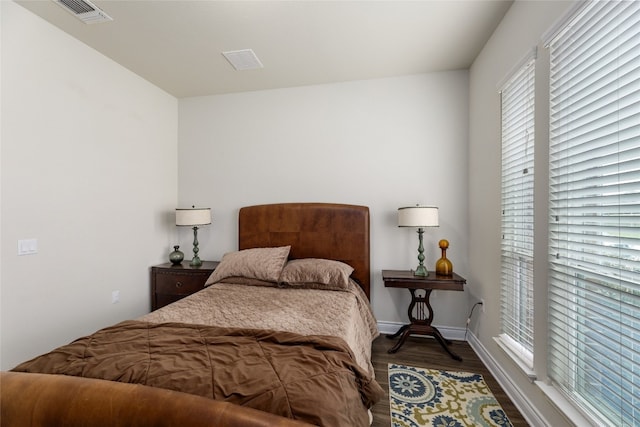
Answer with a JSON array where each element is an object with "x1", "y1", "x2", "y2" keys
[
  {"x1": 150, "y1": 261, "x2": 219, "y2": 311},
  {"x1": 154, "y1": 272, "x2": 206, "y2": 296}
]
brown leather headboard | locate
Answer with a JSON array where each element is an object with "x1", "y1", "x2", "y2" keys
[{"x1": 238, "y1": 203, "x2": 370, "y2": 299}]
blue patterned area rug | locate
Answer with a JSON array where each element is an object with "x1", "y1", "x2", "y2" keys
[{"x1": 388, "y1": 364, "x2": 513, "y2": 427}]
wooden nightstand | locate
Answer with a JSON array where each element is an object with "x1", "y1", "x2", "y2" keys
[
  {"x1": 383, "y1": 270, "x2": 466, "y2": 361},
  {"x1": 151, "y1": 261, "x2": 219, "y2": 310}
]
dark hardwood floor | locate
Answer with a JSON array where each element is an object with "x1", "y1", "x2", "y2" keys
[{"x1": 370, "y1": 334, "x2": 529, "y2": 427}]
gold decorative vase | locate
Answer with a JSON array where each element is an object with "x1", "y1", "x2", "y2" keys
[{"x1": 435, "y1": 239, "x2": 453, "y2": 276}]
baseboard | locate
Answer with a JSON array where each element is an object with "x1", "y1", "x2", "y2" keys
[
  {"x1": 377, "y1": 321, "x2": 467, "y2": 342},
  {"x1": 466, "y1": 331, "x2": 551, "y2": 426}
]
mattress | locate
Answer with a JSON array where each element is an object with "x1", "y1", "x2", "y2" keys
[{"x1": 140, "y1": 279, "x2": 379, "y2": 376}]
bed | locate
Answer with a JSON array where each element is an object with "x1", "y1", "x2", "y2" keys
[{"x1": 6, "y1": 203, "x2": 383, "y2": 427}]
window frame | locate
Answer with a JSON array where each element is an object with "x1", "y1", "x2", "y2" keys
[
  {"x1": 498, "y1": 53, "x2": 537, "y2": 375},
  {"x1": 544, "y1": 1, "x2": 640, "y2": 425}
]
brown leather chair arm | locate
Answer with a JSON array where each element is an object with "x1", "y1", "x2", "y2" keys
[{"x1": 1, "y1": 372, "x2": 314, "y2": 427}]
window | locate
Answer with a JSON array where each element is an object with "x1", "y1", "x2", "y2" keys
[
  {"x1": 500, "y1": 56, "x2": 536, "y2": 370},
  {"x1": 548, "y1": 1, "x2": 640, "y2": 425}
]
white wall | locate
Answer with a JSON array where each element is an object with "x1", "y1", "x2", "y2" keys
[
  {"x1": 0, "y1": 1, "x2": 178, "y2": 370},
  {"x1": 177, "y1": 72, "x2": 470, "y2": 326},
  {"x1": 0, "y1": 2, "x2": 593, "y2": 423},
  {"x1": 469, "y1": 1, "x2": 579, "y2": 426}
]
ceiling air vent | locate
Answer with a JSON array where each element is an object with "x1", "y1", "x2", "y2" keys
[
  {"x1": 54, "y1": 0, "x2": 113, "y2": 24},
  {"x1": 222, "y1": 49, "x2": 264, "y2": 71}
]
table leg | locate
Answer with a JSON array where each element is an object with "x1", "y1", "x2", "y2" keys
[
  {"x1": 387, "y1": 325, "x2": 411, "y2": 354},
  {"x1": 386, "y1": 324, "x2": 409, "y2": 340},
  {"x1": 386, "y1": 288, "x2": 463, "y2": 361},
  {"x1": 431, "y1": 326, "x2": 462, "y2": 361}
]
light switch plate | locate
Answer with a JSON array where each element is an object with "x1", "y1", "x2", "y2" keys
[{"x1": 18, "y1": 239, "x2": 38, "y2": 255}]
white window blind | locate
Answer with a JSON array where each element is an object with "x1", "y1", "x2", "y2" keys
[
  {"x1": 548, "y1": 1, "x2": 640, "y2": 425},
  {"x1": 500, "y1": 56, "x2": 536, "y2": 370}
]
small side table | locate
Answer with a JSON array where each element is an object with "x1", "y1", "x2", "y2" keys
[
  {"x1": 383, "y1": 270, "x2": 466, "y2": 361},
  {"x1": 151, "y1": 261, "x2": 219, "y2": 310}
]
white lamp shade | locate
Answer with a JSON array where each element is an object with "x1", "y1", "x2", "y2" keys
[
  {"x1": 176, "y1": 208, "x2": 211, "y2": 226},
  {"x1": 398, "y1": 206, "x2": 439, "y2": 227}
]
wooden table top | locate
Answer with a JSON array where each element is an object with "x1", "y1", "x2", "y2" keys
[{"x1": 382, "y1": 270, "x2": 465, "y2": 291}]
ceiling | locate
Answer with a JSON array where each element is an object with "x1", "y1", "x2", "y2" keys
[{"x1": 17, "y1": 0, "x2": 513, "y2": 98}]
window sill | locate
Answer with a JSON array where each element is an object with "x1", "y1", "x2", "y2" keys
[
  {"x1": 493, "y1": 336, "x2": 537, "y2": 382},
  {"x1": 535, "y1": 381, "x2": 598, "y2": 427}
]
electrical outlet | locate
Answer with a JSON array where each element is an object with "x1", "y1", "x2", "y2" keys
[
  {"x1": 111, "y1": 290, "x2": 120, "y2": 304},
  {"x1": 480, "y1": 298, "x2": 485, "y2": 313}
]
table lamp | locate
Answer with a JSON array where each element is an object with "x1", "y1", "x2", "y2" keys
[
  {"x1": 398, "y1": 205, "x2": 439, "y2": 277},
  {"x1": 176, "y1": 206, "x2": 211, "y2": 267}
]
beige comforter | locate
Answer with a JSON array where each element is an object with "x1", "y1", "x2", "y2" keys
[{"x1": 140, "y1": 280, "x2": 379, "y2": 375}]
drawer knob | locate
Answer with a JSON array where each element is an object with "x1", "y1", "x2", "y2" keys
[{"x1": 175, "y1": 282, "x2": 183, "y2": 288}]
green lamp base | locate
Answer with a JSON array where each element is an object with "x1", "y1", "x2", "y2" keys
[
  {"x1": 189, "y1": 226, "x2": 202, "y2": 267},
  {"x1": 414, "y1": 265, "x2": 429, "y2": 277},
  {"x1": 413, "y1": 227, "x2": 429, "y2": 277}
]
